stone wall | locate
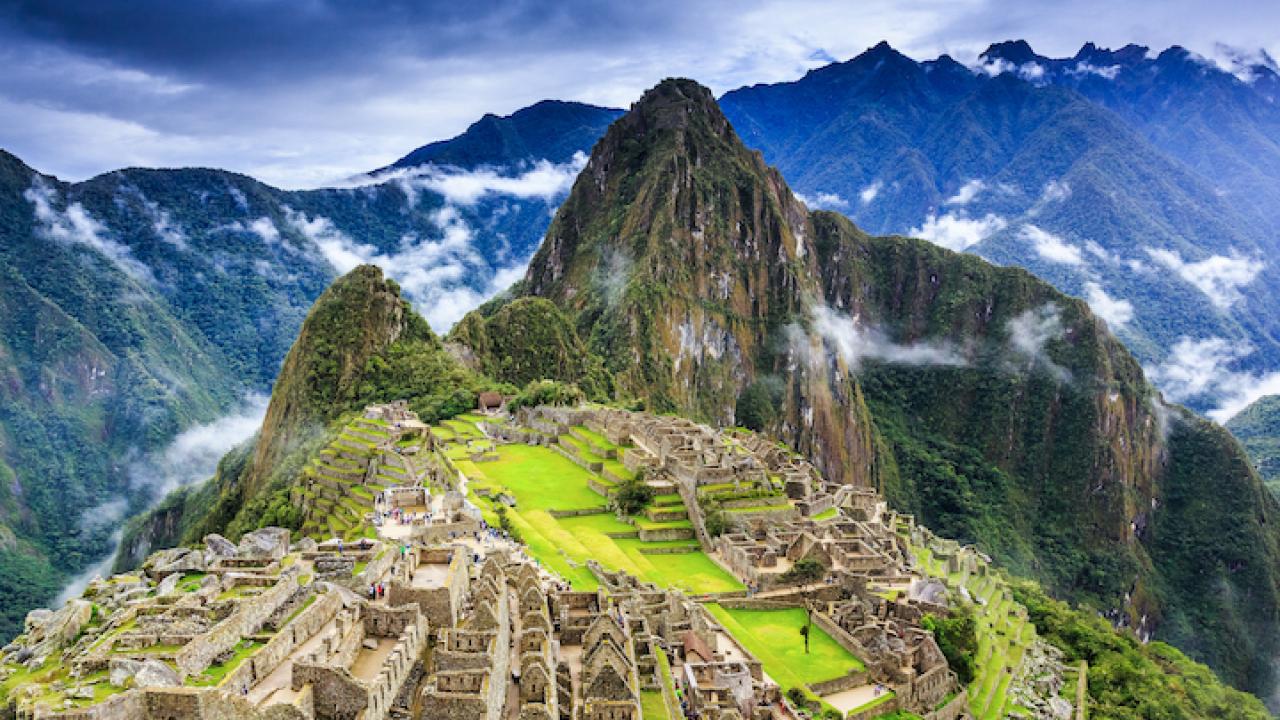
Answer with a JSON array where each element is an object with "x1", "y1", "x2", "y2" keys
[{"x1": 174, "y1": 573, "x2": 299, "y2": 679}]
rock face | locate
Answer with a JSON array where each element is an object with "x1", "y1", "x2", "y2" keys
[{"x1": 466, "y1": 77, "x2": 1280, "y2": 697}]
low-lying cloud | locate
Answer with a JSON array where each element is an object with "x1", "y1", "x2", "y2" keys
[
  {"x1": 910, "y1": 211, "x2": 1007, "y2": 252},
  {"x1": 56, "y1": 394, "x2": 267, "y2": 604},
  {"x1": 1007, "y1": 304, "x2": 1072, "y2": 382},
  {"x1": 1146, "y1": 336, "x2": 1280, "y2": 423},
  {"x1": 1145, "y1": 247, "x2": 1262, "y2": 309},
  {"x1": 25, "y1": 178, "x2": 153, "y2": 282},
  {"x1": 807, "y1": 303, "x2": 966, "y2": 371},
  {"x1": 348, "y1": 153, "x2": 587, "y2": 208},
  {"x1": 1084, "y1": 281, "x2": 1134, "y2": 328},
  {"x1": 1022, "y1": 224, "x2": 1085, "y2": 266},
  {"x1": 795, "y1": 190, "x2": 848, "y2": 210},
  {"x1": 289, "y1": 205, "x2": 528, "y2": 331},
  {"x1": 945, "y1": 179, "x2": 985, "y2": 206}
]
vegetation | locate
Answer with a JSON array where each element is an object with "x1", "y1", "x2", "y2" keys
[
  {"x1": 922, "y1": 606, "x2": 978, "y2": 685},
  {"x1": 781, "y1": 557, "x2": 825, "y2": 586},
  {"x1": 1226, "y1": 394, "x2": 1280, "y2": 496},
  {"x1": 612, "y1": 474, "x2": 655, "y2": 516},
  {"x1": 1011, "y1": 581, "x2": 1272, "y2": 720},
  {"x1": 705, "y1": 604, "x2": 864, "y2": 688},
  {"x1": 507, "y1": 380, "x2": 586, "y2": 412}
]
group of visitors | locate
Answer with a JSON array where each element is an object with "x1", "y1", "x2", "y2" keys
[{"x1": 368, "y1": 581, "x2": 387, "y2": 600}]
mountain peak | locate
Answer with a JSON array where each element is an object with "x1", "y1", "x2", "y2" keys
[
  {"x1": 627, "y1": 78, "x2": 725, "y2": 129},
  {"x1": 981, "y1": 39, "x2": 1044, "y2": 65}
]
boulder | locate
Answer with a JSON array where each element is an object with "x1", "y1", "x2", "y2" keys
[
  {"x1": 109, "y1": 658, "x2": 144, "y2": 688},
  {"x1": 239, "y1": 527, "x2": 290, "y2": 559},
  {"x1": 204, "y1": 534, "x2": 237, "y2": 558},
  {"x1": 295, "y1": 537, "x2": 318, "y2": 553},
  {"x1": 134, "y1": 659, "x2": 182, "y2": 688},
  {"x1": 156, "y1": 572, "x2": 181, "y2": 597}
]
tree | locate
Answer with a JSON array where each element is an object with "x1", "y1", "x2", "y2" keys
[
  {"x1": 799, "y1": 623, "x2": 811, "y2": 654},
  {"x1": 612, "y1": 474, "x2": 655, "y2": 516},
  {"x1": 922, "y1": 606, "x2": 978, "y2": 685},
  {"x1": 782, "y1": 557, "x2": 825, "y2": 585}
]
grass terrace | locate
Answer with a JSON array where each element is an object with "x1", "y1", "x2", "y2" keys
[
  {"x1": 912, "y1": 544, "x2": 1036, "y2": 720},
  {"x1": 705, "y1": 604, "x2": 864, "y2": 690},
  {"x1": 457, "y1": 441, "x2": 741, "y2": 595}
]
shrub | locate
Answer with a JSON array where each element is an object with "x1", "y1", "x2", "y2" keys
[{"x1": 612, "y1": 475, "x2": 655, "y2": 516}]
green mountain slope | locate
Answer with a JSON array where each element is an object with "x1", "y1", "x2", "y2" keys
[
  {"x1": 116, "y1": 265, "x2": 502, "y2": 563},
  {"x1": 1227, "y1": 394, "x2": 1280, "y2": 495},
  {"x1": 454, "y1": 78, "x2": 1280, "y2": 701}
]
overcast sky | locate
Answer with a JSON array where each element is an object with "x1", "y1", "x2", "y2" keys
[{"x1": 2, "y1": 0, "x2": 1277, "y2": 189}]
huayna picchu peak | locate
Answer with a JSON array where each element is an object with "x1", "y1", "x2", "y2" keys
[{"x1": 6, "y1": 12, "x2": 1280, "y2": 720}]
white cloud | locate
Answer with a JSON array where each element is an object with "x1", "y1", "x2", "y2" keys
[
  {"x1": 247, "y1": 217, "x2": 280, "y2": 244},
  {"x1": 24, "y1": 179, "x2": 153, "y2": 283},
  {"x1": 1066, "y1": 61, "x2": 1121, "y2": 79},
  {"x1": 141, "y1": 199, "x2": 188, "y2": 250},
  {"x1": 910, "y1": 212, "x2": 1006, "y2": 252},
  {"x1": 945, "y1": 179, "x2": 984, "y2": 206},
  {"x1": 56, "y1": 394, "x2": 267, "y2": 604},
  {"x1": 1022, "y1": 224, "x2": 1085, "y2": 266},
  {"x1": 1007, "y1": 304, "x2": 1071, "y2": 382},
  {"x1": 1083, "y1": 281, "x2": 1133, "y2": 328},
  {"x1": 1040, "y1": 180, "x2": 1071, "y2": 204},
  {"x1": 287, "y1": 205, "x2": 525, "y2": 331},
  {"x1": 1144, "y1": 247, "x2": 1263, "y2": 308},
  {"x1": 974, "y1": 58, "x2": 1048, "y2": 82},
  {"x1": 1145, "y1": 336, "x2": 1280, "y2": 423},
  {"x1": 795, "y1": 190, "x2": 848, "y2": 210},
  {"x1": 349, "y1": 152, "x2": 588, "y2": 207},
  {"x1": 808, "y1": 303, "x2": 965, "y2": 371},
  {"x1": 1147, "y1": 336, "x2": 1246, "y2": 405},
  {"x1": 859, "y1": 181, "x2": 882, "y2": 205}
]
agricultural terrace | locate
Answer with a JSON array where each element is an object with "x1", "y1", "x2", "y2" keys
[
  {"x1": 444, "y1": 420, "x2": 743, "y2": 595},
  {"x1": 912, "y1": 542, "x2": 1036, "y2": 720}
]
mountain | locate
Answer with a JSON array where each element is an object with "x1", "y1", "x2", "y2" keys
[
  {"x1": 718, "y1": 41, "x2": 1280, "y2": 411},
  {"x1": 0, "y1": 99, "x2": 616, "y2": 638},
  {"x1": 1227, "y1": 394, "x2": 1280, "y2": 495},
  {"x1": 451, "y1": 77, "x2": 1280, "y2": 702},
  {"x1": 115, "y1": 264, "x2": 500, "y2": 565},
  {"x1": 388, "y1": 100, "x2": 622, "y2": 170}
]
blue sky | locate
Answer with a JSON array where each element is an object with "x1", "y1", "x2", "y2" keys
[{"x1": 1, "y1": 0, "x2": 1276, "y2": 188}]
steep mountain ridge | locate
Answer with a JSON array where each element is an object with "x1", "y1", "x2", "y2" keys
[
  {"x1": 719, "y1": 42, "x2": 1280, "y2": 396},
  {"x1": 453, "y1": 77, "x2": 1280, "y2": 701},
  {"x1": 117, "y1": 264, "x2": 497, "y2": 566}
]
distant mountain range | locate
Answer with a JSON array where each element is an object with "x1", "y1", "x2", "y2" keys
[{"x1": 3, "y1": 37, "x2": 1280, "y2": 647}]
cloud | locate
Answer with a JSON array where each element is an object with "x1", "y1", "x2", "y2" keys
[
  {"x1": 859, "y1": 181, "x2": 882, "y2": 205},
  {"x1": 56, "y1": 394, "x2": 267, "y2": 604},
  {"x1": 945, "y1": 179, "x2": 984, "y2": 206},
  {"x1": 1144, "y1": 336, "x2": 1280, "y2": 423},
  {"x1": 808, "y1": 303, "x2": 966, "y2": 371},
  {"x1": 1144, "y1": 247, "x2": 1263, "y2": 308},
  {"x1": 145, "y1": 200, "x2": 188, "y2": 249},
  {"x1": 910, "y1": 212, "x2": 1007, "y2": 252},
  {"x1": 795, "y1": 190, "x2": 848, "y2": 210},
  {"x1": 1083, "y1": 281, "x2": 1134, "y2": 328},
  {"x1": 287, "y1": 205, "x2": 527, "y2": 331},
  {"x1": 974, "y1": 57, "x2": 1048, "y2": 82},
  {"x1": 1022, "y1": 224, "x2": 1085, "y2": 266},
  {"x1": 1040, "y1": 180, "x2": 1071, "y2": 203},
  {"x1": 24, "y1": 178, "x2": 153, "y2": 282},
  {"x1": 1007, "y1": 304, "x2": 1072, "y2": 382},
  {"x1": 1066, "y1": 60, "x2": 1121, "y2": 79},
  {"x1": 352, "y1": 153, "x2": 588, "y2": 206}
]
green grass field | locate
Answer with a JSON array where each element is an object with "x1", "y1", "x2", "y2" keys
[
  {"x1": 463, "y1": 444, "x2": 741, "y2": 594},
  {"x1": 705, "y1": 604, "x2": 864, "y2": 690},
  {"x1": 640, "y1": 690, "x2": 669, "y2": 720}
]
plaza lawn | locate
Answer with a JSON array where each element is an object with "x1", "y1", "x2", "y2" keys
[
  {"x1": 705, "y1": 604, "x2": 864, "y2": 690},
  {"x1": 466, "y1": 445, "x2": 608, "y2": 511},
  {"x1": 461, "y1": 444, "x2": 742, "y2": 594}
]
